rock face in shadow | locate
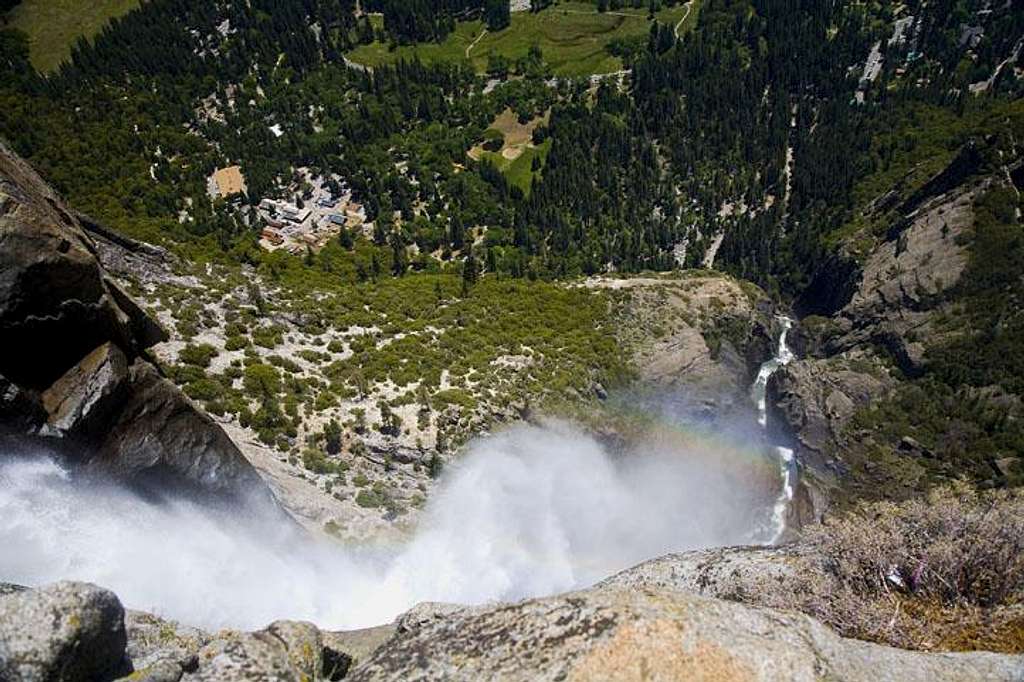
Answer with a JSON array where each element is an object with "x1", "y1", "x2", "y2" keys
[
  {"x1": 0, "y1": 141, "x2": 269, "y2": 503},
  {"x1": 0, "y1": 142, "x2": 165, "y2": 389},
  {"x1": 768, "y1": 357, "x2": 895, "y2": 474}
]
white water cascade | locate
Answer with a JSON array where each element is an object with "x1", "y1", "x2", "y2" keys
[
  {"x1": 0, "y1": 422, "x2": 765, "y2": 631},
  {"x1": 0, "y1": 321, "x2": 803, "y2": 630},
  {"x1": 750, "y1": 317, "x2": 797, "y2": 544}
]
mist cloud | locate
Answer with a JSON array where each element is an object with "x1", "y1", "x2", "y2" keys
[{"x1": 0, "y1": 422, "x2": 775, "y2": 630}]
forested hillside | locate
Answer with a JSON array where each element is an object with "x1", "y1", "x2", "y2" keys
[{"x1": 1, "y1": 0, "x2": 1022, "y2": 496}]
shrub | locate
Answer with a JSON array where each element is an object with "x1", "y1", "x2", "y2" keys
[
  {"x1": 323, "y1": 419, "x2": 343, "y2": 455},
  {"x1": 794, "y1": 484, "x2": 1024, "y2": 650},
  {"x1": 297, "y1": 349, "x2": 324, "y2": 363},
  {"x1": 224, "y1": 334, "x2": 249, "y2": 351},
  {"x1": 302, "y1": 447, "x2": 347, "y2": 476},
  {"x1": 809, "y1": 483, "x2": 1024, "y2": 608},
  {"x1": 355, "y1": 489, "x2": 382, "y2": 508},
  {"x1": 314, "y1": 392, "x2": 337, "y2": 410},
  {"x1": 268, "y1": 354, "x2": 301, "y2": 373},
  {"x1": 350, "y1": 408, "x2": 367, "y2": 434},
  {"x1": 243, "y1": 364, "x2": 281, "y2": 397},
  {"x1": 179, "y1": 343, "x2": 218, "y2": 368},
  {"x1": 165, "y1": 364, "x2": 206, "y2": 386},
  {"x1": 253, "y1": 324, "x2": 284, "y2": 348},
  {"x1": 433, "y1": 388, "x2": 477, "y2": 410},
  {"x1": 184, "y1": 377, "x2": 224, "y2": 402}
]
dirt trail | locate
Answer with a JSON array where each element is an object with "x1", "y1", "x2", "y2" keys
[
  {"x1": 466, "y1": 29, "x2": 487, "y2": 58},
  {"x1": 675, "y1": 0, "x2": 695, "y2": 38}
]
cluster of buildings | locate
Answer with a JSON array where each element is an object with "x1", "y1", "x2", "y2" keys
[
  {"x1": 256, "y1": 175, "x2": 366, "y2": 254},
  {"x1": 206, "y1": 165, "x2": 368, "y2": 254}
]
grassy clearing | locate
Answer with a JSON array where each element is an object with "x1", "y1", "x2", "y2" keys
[
  {"x1": 348, "y1": 20, "x2": 483, "y2": 69},
  {"x1": 4, "y1": 0, "x2": 139, "y2": 73},
  {"x1": 348, "y1": 2, "x2": 693, "y2": 77},
  {"x1": 488, "y1": 107, "x2": 543, "y2": 145},
  {"x1": 478, "y1": 139, "x2": 552, "y2": 194},
  {"x1": 674, "y1": 0, "x2": 701, "y2": 35},
  {"x1": 469, "y1": 108, "x2": 551, "y2": 194}
]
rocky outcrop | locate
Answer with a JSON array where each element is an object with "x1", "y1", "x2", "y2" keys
[
  {"x1": 0, "y1": 141, "x2": 271, "y2": 503},
  {"x1": 0, "y1": 142, "x2": 165, "y2": 389},
  {"x1": 593, "y1": 275, "x2": 775, "y2": 423},
  {"x1": 763, "y1": 355, "x2": 896, "y2": 523},
  {"x1": 0, "y1": 582, "x2": 128, "y2": 682},
  {"x1": 186, "y1": 621, "x2": 325, "y2": 682},
  {"x1": 0, "y1": 582, "x2": 385, "y2": 682},
  {"x1": 796, "y1": 143, "x2": 1022, "y2": 374},
  {"x1": 348, "y1": 586, "x2": 1024, "y2": 681},
  {"x1": 825, "y1": 175, "x2": 979, "y2": 375},
  {"x1": 768, "y1": 357, "x2": 895, "y2": 471},
  {"x1": 771, "y1": 145, "x2": 1013, "y2": 511},
  {"x1": 83, "y1": 357, "x2": 270, "y2": 498},
  {"x1": 598, "y1": 545, "x2": 806, "y2": 602},
  {"x1": 7, "y1": 569, "x2": 1024, "y2": 682},
  {"x1": 124, "y1": 610, "x2": 208, "y2": 679}
]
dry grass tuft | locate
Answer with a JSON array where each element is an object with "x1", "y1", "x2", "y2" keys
[{"x1": 792, "y1": 483, "x2": 1024, "y2": 651}]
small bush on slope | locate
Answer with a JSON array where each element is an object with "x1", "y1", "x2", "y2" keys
[{"x1": 796, "y1": 484, "x2": 1024, "y2": 651}]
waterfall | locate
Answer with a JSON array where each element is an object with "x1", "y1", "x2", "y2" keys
[
  {"x1": 0, "y1": 422, "x2": 766, "y2": 630},
  {"x1": 750, "y1": 317, "x2": 796, "y2": 544}
]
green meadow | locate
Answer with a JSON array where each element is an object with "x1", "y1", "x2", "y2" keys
[
  {"x1": 348, "y1": 1, "x2": 695, "y2": 78},
  {"x1": 4, "y1": 0, "x2": 139, "y2": 73}
]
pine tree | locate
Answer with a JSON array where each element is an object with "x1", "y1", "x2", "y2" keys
[
  {"x1": 323, "y1": 419, "x2": 342, "y2": 455},
  {"x1": 339, "y1": 227, "x2": 354, "y2": 249},
  {"x1": 390, "y1": 231, "x2": 407, "y2": 276},
  {"x1": 450, "y1": 213, "x2": 465, "y2": 249},
  {"x1": 462, "y1": 244, "x2": 479, "y2": 295}
]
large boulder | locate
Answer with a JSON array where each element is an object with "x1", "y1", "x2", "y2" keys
[
  {"x1": 93, "y1": 360, "x2": 270, "y2": 497},
  {"x1": 598, "y1": 545, "x2": 805, "y2": 603},
  {"x1": 0, "y1": 140, "x2": 165, "y2": 390},
  {"x1": 41, "y1": 342, "x2": 129, "y2": 435},
  {"x1": 33, "y1": 341, "x2": 269, "y2": 499},
  {"x1": 350, "y1": 586, "x2": 1024, "y2": 681},
  {"x1": 0, "y1": 142, "x2": 272, "y2": 504},
  {"x1": 184, "y1": 621, "x2": 323, "y2": 682},
  {"x1": 123, "y1": 610, "x2": 208, "y2": 679},
  {"x1": 0, "y1": 581, "x2": 128, "y2": 682}
]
